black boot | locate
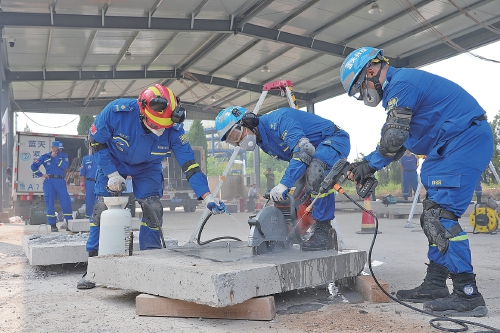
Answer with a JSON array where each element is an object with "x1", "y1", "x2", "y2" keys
[
  {"x1": 423, "y1": 273, "x2": 488, "y2": 317},
  {"x1": 301, "y1": 222, "x2": 332, "y2": 251},
  {"x1": 77, "y1": 251, "x2": 98, "y2": 290},
  {"x1": 51, "y1": 224, "x2": 59, "y2": 232},
  {"x1": 396, "y1": 262, "x2": 450, "y2": 302}
]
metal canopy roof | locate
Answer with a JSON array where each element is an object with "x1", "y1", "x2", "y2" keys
[{"x1": 1, "y1": 0, "x2": 500, "y2": 120}]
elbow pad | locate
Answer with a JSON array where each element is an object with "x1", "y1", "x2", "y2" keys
[
  {"x1": 379, "y1": 107, "x2": 412, "y2": 158},
  {"x1": 292, "y1": 138, "x2": 316, "y2": 165},
  {"x1": 181, "y1": 160, "x2": 202, "y2": 181}
]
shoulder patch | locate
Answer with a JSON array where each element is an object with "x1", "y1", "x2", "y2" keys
[
  {"x1": 269, "y1": 123, "x2": 277, "y2": 130},
  {"x1": 179, "y1": 133, "x2": 189, "y2": 145},
  {"x1": 387, "y1": 97, "x2": 398, "y2": 110},
  {"x1": 111, "y1": 99, "x2": 136, "y2": 113}
]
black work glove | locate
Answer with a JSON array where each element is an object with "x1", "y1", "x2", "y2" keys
[{"x1": 348, "y1": 160, "x2": 377, "y2": 184}]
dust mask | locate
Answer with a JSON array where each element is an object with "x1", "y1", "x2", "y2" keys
[{"x1": 238, "y1": 134, "x2": 256, "y2": 151}]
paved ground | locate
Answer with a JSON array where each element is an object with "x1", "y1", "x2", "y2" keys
[{"x1": 1, "y1": 202, "x2": 500, "y2": 332}]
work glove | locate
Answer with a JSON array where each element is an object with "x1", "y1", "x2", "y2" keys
[
  {"x1": 348, "y1": 160, "x2": 376, "y2": 184},
  {"x1": 270, "y1": 183, "x2": 289, "y2": 201},
  {"x1": 107, "y1": 171, "x2": 126, "y2": 192},
  {"x1": 204, "y1": 194, "x2": 227, "y2": 215}
]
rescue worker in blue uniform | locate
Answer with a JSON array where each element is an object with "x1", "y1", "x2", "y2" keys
[
  {"x1": 77, "y1": 84, "x2": 226, "y2": 290},
  {"x1": 79, "y1": 142, "x2": 97, "y2": 222},
  {"x1": 400, "y1": 149, "x2": 418, "y2": 201},
  {"x1": 340, "y1": 46, "x2": 492, "y2": 317},
  {"x1": 31, "y1": 140, "x2": 73, "y2": 232},
  {"x1": 215, "y1": 106, "x2": 350, "y2": 251}
]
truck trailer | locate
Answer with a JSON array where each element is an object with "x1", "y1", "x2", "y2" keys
[
  {"x1": 11, "y1": 132, "x2": 87, "y2": 221},
  {"x1": 161, "y1": 146, "x2": 205, "y2": 213}
]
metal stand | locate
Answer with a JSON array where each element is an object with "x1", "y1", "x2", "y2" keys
[{"x1": 405, "y1": 180, "x2": 422, "y2": 228}]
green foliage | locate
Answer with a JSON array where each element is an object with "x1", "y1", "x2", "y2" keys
[
  {"x1": 206, "y1": 156, "x2": 226, "y2": 176},
  {"x1": 376, "y1": 160, "x2": 402, "y2": 187},
  {"x1": 77, "y1": 115, "x2": 95, "y2": 135},
  {"x1": 187, "y1": 120, "x2": 208, "y2": 159}
]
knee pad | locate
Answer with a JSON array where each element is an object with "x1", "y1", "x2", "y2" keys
[
  {"x1": 306, "y1": 158, "x2": 327, "y2": 193},
  {"x1": 91, "y1": 196, "x2": 107, "y2": 226},
  {"x1": 420, "y1": 199, "x2": 462, "y2": 255},
  {"x1": 140, "y1": 196, "x2": 163, "y2": 229}
]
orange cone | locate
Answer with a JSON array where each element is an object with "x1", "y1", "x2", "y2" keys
[
  {"x1": 357, "y1": 197, "x2": 381, "y2": 234},
  {"x1": 256, "y1": 198, "x2": 261, "y2": 210}
]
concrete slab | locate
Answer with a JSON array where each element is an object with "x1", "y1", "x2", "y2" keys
[
  {"x1": 67, "y1": 219, "x2": 90, "y2": 232},
  {"x1": 67, "y1": 217, "x2": 141, "y2": 232},
  {"x1": 87, "y1": 242, "x2": 366, "y2": 307},
  {"x1": 22, "y1": 232, "x2": 178, "y2": 266}
]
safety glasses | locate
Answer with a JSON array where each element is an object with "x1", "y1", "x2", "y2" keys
[
  {"x1": 226, "y1": 124, "x2": 244, "y2": 145},
  {"x1": 148, "y1": 97, "x2": 169, "y2": 112}
]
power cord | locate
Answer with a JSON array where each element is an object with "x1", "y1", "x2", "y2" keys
[{"x1": 340, "y1": 190, "x2": 500, "y2": 333}]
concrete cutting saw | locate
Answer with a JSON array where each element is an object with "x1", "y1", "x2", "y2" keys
[{"x1": 248, "y1": 159, "x2": 352, "y2": 255}]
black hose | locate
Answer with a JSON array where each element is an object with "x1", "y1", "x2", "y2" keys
[
  {"x1": 196, "y1": 211, "x2": 242, "y2": 246},
  {"x1": 340, "y1": 190, "x2": 500, "y2": 333}
]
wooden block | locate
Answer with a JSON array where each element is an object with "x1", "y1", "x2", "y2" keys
[
  {"x1": 354, "y1": 275, "x2": 389, "y2": 303},
  {"x1": 136, "y1": 294, "x2": 276, "y2": 321}
]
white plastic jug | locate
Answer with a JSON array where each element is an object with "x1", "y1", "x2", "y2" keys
[{"x1": 98, "y1": 196, "x2": 132, "y2": 256}]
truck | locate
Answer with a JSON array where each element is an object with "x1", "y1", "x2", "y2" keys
[
  {"x1": 161, "y1": 146, "x2": 205, "y2": 213},
  {"x1": 11, "y1": 132, "x2": 87, "y2": 220}
]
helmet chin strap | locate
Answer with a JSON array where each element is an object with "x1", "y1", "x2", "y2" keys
[
  {"x1": 142, "y1": 118, "x2": 165, "y2": 136},
  {"x1": 365, "y1": 61, "x2": 386, "y2": 99}
]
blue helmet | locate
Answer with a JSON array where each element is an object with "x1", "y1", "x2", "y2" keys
[
  {"x1": 52, "y1": 140, "x2": 64, "y2": 149},
  {"x1": 215, "y1": 106, "x2": 247, "y2": 141},
  {"x1": 339, "y1": 47, "x2": 384, "y2": 97}
]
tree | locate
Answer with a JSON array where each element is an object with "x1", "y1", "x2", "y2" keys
[
  {"x1": 186, "y1": 120, "x2": 208, "y2": 157},
  {"x1": 77, "y1": 115, "x2": 95, "y2": 135}
]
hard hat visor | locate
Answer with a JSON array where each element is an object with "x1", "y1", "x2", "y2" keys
[{"x1": 225, "y1": 124, "x2": 244, "y2": 146}]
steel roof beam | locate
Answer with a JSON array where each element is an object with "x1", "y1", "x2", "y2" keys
[
  {"x1": 8, "y1": 69, "x2": 308, "y2": 100},
  {"x1": 0, "y1": 11, "x2": 355, "y2": 58}
]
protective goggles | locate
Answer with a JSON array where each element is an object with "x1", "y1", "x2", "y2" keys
[
  {"x1": 225, "y1": 124, "x2": 244, "y2": 145},
  {"x1": 148, "y1": 97, "x2": 169, "y2": 112}
]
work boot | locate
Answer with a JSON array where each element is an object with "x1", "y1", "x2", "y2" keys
[
  {"x1": 51, "y1": 224, "x2": 59, "y2": 232},
  {"x1": 77, "y1": 251, "x2": 98, "y2": 290},
  {"x1": 77, "y1": 272, "x2": 96, "y2": 290},
  {"x1": 301, "y1": 222, "x2": 332, "y2": 251},
  {"x1": 396, "y1": 262, "x2": 450, "y2": 302},
  {"x1": 423, "y1": 273, "x2": 488, "y2": 317}
]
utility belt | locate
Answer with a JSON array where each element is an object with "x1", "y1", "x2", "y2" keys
[
  {"x1": 86, "y1": 178, "x2": 96, "y2": 182},
  {"x1": 48, "y1": 175, "x2": 63, "y2": 179}
]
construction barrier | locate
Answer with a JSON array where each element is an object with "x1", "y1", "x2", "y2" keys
[{"x1": 356, "y1": 197, "x2": 381, "y2": 234}]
